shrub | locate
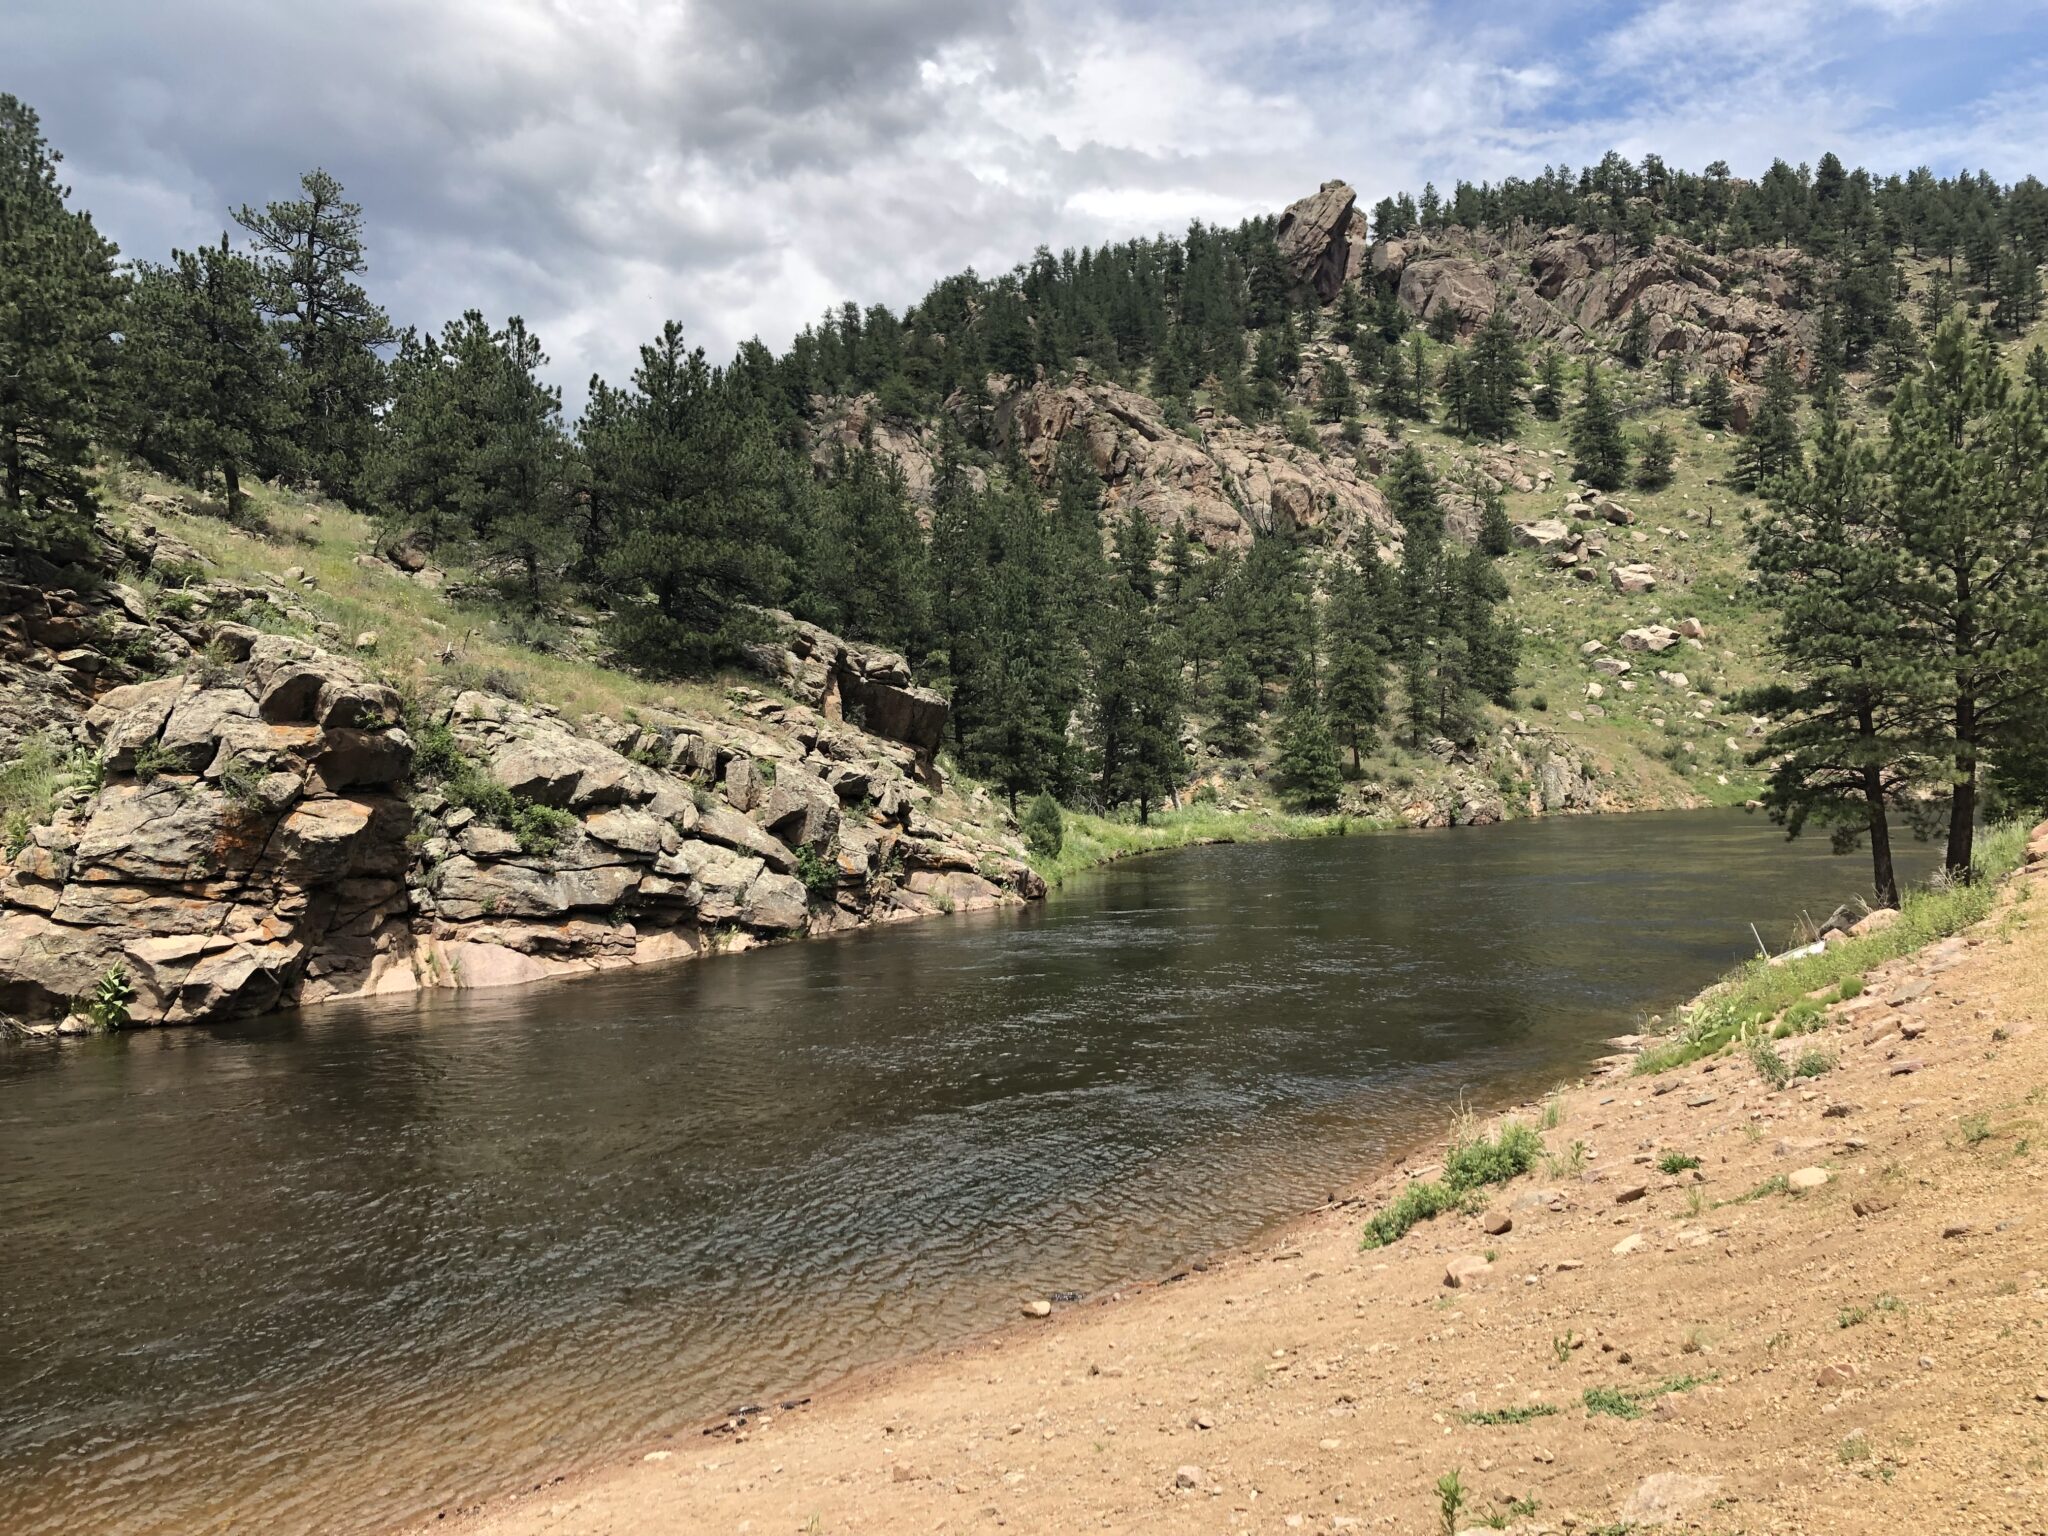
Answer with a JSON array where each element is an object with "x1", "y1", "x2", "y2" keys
[
  {"x1": 1657, "y1": 1151, "x2": 1703, "y2": 1174},
  {"x1": 81, "y1": 963, "x2": 133, "y2": 1031},
  {"x1": 1022, "y1": 792, "x2": 1065, "y2": 859},
  {"x1": 1362, "y1": 1120, "x2": 1543, "y2": 1248},
  {"x1": 510, "y1": 802, "x2": 577, "y2": 856},
  {"x1": 130, "y1": 739, "x2": 179, "y2": 784},
  {"x1": 793, "y1": 842, "x2": 840, "y2": 901}
]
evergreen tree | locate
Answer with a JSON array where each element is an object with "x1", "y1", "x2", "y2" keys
[
  {"x1": 596, "y1": 321, "x2": 791, "y2": 671},
  {"x1": 1274, "y1": 672, "x2": 1344, "y2": 809},
  {"x1": 0, "y1": 95, "x2": 122, "y2": 551},
  {"x1": 120, "y1": 235, "x2": 286, "y2": 518},
  {"x1": 1634, "y1": 424, "x2": 1677, "y2": 490},
  {"x1": 1618, "y1": 304, "x2": 1653, "y2": 368},
  {"x1": 1322, "y1": 558, "x2": 1388, "y2": 770},
  {"x1": 1207, "y1": 646, "x2": 1259, "y2": 758},
  {"x1": 1569, "y1": 360, "x2": 1629, "y2": 489},
  {"x1": 1886, "y1": 319, "x2": 2048, "y2": 876},
  {"x1": 1733, "y1": 348, "x2": 1803, "y2": 491},
  {"x1": 1466, "y1": 305, "x2": 1525, "y2": 440},
  {"x1": 1659, "y1": 354, "x2": 1688, "y2": 406},
  {"x1": 1531, "y1": 348, "x2": 1566, "y2": 420},
  {"x1": 234, "y1": 169, "x2": 393, "y2": 499},
  {"x1": 1744, "y1": 409, "x2": 1917, "y2": 907},
  {"x1": 1696, "y1": 368, "x2": 1734, "y2": 428},
  {"x1": 1317, "y1": 355, "x2": 1354, "y2": 422},
  {"x1": 1438, "y1": 349, "x2": 1473, "y2": 434},
  {"x1": 1475, "y1": 481, "x2": 1514, "y2": 557}
]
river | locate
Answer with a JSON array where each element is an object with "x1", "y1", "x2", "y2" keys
[{"x1": 0, "y1": 810, "x2": 1916, "y2": 1535}]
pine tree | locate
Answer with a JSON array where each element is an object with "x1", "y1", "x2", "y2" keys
[
  {"x1": 1207, "y1": 646, "x2": 1259, "y2": 758},
  {"x1": 1744, "y1": 409, "x2": 1917, "y2": 907},
  {"x1": 1695, "y1": 368, "x2": 1733, "y2": 428},
  {"x1": 1531, "y1": 349, "x2": 1566, "y2": 419},
  {"x1": 1734, "y1": 348, "x2": 1803, "y2": 491},
  {"x1": 1659, "y1": 354, "x2": 1688, "y2": 406},
  {"x1": 120, "y1": 235, "x2": 286, "y2": 518},
  {"x1": 1322, "y1": 558, "x2": 1388, "y2": 770},
  {"x1": 1886, "y1": 319, "x2": 2048, "y2": 876},
  {"x1": 234, "y1": 169, "x2": 393, "y2": 499},
  {"x1": 1634, "y1": 424, "x2": 1676, "y2": 490},
  {"x1": 1466, "y1": 305, "x2": 1525, "y2": 440},
  {"x1": 1475, "y1": 481, "x2": 1514, "y2": 556},
  {"x1": 0, "y1": 95, "x2": 122, "y2": 551},
  {"x1": 1618, "y1": 305, "x2": 1653, "y2": 368},
  {"x1": 596, "y1": 321, "x2": 791, "y2": 671},
  {"x1": 1569, "y1": 360, "x2": 1629, "y2": 489},
  {"x1": 1438, "y1": 349, "x2": 1473, "y2": 434},
  {"x1": 1274, "y1": 672, "x2": 1344, "y2": 810},
  {"x1": 1317, "y1": 355, "x2": 1354, "y2": 422}
]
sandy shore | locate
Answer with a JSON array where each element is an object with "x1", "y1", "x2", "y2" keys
[{"x1": 412, "y1": 836, "x2": 2048, "y2": 1536}]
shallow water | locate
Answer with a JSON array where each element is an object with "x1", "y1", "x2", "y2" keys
[{"x1": 0, "y1": 810, "x2": 1913, "y2": 1535}]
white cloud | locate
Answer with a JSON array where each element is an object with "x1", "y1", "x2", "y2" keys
[{"x1": 12, "y1": 0, "x2": 2048, "y2": 403}]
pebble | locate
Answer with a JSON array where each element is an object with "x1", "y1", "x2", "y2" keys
[
  {"x1": 1787, "y1": 1167, "x2": 1831, "y2": 1191},
  {"x1": 1174, "y1": 1464, "x2": 1203, "y2": 1490},
  {"x1": 1942, "y1": 1222, "x2": 1973, "y2": 1240},
  {"x1": 1612, "y1": 1234, "x2": 1646, "y2": 1256},
  {"x1": 1614, "y1": 1183, "x2": 1649, "y2": 1205},
  {"x1": 1482, "y1": 1212, "x2": 1513, "y2": 1236},
  {"x1": 1816, "y1": 1363, "x2": 1859, "y2": 1388},
  {"x1": 1020, "y1": 1299, "x2": 1052, "y2": 1318}
]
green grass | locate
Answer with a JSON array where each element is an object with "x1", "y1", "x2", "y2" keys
[
  {"x1": 1581, "y1": 1372, "x2": 1714, "y2": 1419},
  {"x1": 1459, "y1": 1403, "x2": 1559, "y2": 1426},
  {"x1": 1361, "y1": 1120, "x2": 1545, "y2": 1248},
  {"x1": 1032, "y1": 802, "x2": 1373, "y2": 887},
  {"x1": 1656, "y1": 1151, "x2": 1703, "y2": 1174},
  {"x1": 1, "y1": 733, "x2": 103, "y2": 857},
  {"x1": 1635, "y1": 819, "x2": 2031, "y2": 1076}
]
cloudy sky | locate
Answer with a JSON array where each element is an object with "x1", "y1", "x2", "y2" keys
[{"x1": 12, "y1": 0, "x2": 2048, "y2": 400}]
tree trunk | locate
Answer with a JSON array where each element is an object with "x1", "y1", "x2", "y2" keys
[
  {"x1": 1947, "y1": 693, "x2": 1977, "y2": 879},
  {"x1": 1858, "y1": 710, "x2": 1899, "y2": 909},
  {"x1": 223, "y1": 459, "x2": 242, "y2": 518}
]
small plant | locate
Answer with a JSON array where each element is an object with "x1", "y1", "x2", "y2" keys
[
  {"x1": 1543, "y1": 1138, "x2": 1588, "y2": 1178},
  {"x1": 1747, "y1": 1033, "x2": 1791, "y2": 1088},
  {"x1": 1838, "y1": 1304, "x2": 1870, "y2": 1329},
  {"x1": 1960, "y1": 1112, "x2": 1993, "y2": 1147},
  {"x1": 1657, "y1": 1151, "x2": 1703, "y2": 1174},
  {"x1": 215, "y1": 752, "x2": 268, "y2": 812},
  {"x1": 1792, "y1": 1046, "x2": 1836, "y2": 1079},
  {"x1": 793, "y1": 842, "x2": 840, "y2": 902},
  {"x1": 1460, "y1": 1403, "x2": 1558, "y2": 1426},
  {"x1": 1582, "y1": 1384, "x2": 1639, "y2": 1419},
  {"x1": 510, "y1": 802, "x2": 577, "y2": 856},
  {"x1": 81, "y1": 963, "x2": 133, "y2": 1031},
  {"x1": 130, "y1": 738, "x2": 180, "y2": 784},
  {"x1": 1685, "y1": 1185, "x2": 1706, "y2": 1218},
  {"x1": 1539, "y1": 1094, "x2": 1565, "y2": 1130},
  {"x1": 1436, "y1": 1467, "x2": 1466, "y2": 1536},
  {"x1": 1834, "y1": 976, "x2": 1864, "y2": 1001},
  {"x1": 1361, "y1": 1120, "x2": 1543, "y2": 1248},
  {"x1": 1552, "y1": 1332, "x2": 1576, "y2": 1363},
  {"x1": 1021, "y1": 792, "x2": 1065, "y2": 859}
]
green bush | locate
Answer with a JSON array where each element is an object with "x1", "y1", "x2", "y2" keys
[
  {"x1": 81, "y1": 963, "x2": 133, "y2": 1031},
  {"x1": 510, "y1": 802, "x2": 577, "y2": 856},
  {"x1": 1362, "y1": 1120, "x2": 1543, "y2": 1249},
  {"x1": 793, "y1": 842, "x2": 840, "y2": 901},
  {"x1": 1022, "y1": 792, "x2": 1065, "y2": 859}
]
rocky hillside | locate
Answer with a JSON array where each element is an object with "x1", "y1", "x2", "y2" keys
[{"x1": 0, "y1": 506, "x2": 1042, "y2": 1034}]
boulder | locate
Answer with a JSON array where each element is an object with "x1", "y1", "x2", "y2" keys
[
  {"x1": 757, "y1": 769, "x2": 841, "y2": 849},
  {"x1": 1274, "y1": 179, "x2": 1363, "y2": 303},
  {"x1": 1511, "y1": 518, "x2": 1571, "y2": 550},
  {"x1": 1620, "y1": 625, "x2": 1681, "y2": 653},
  {"x1": 740, "y1": 870, "x2": 810, "y2": 932},
  {"x1": 1610, "y1": 563, "x2": 1659, "y2": 595}
]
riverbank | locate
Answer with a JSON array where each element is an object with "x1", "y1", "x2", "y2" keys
[{"x1": 410, "y1": 820, "x2": 2048, "y2": 1536}]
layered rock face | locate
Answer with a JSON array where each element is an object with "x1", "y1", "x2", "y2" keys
[{"x1": 1, "y1": 592, "x2": 1041, "y2": 1033}]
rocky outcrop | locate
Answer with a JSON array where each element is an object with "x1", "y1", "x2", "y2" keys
[
  {"x1": 1275, "y1": 180, "x2": 1368, "y2": 304},
  {"x1": 1, "y1": 596, "x2": 1043, "y2": 1034},
  {"x1": 991, "y1": 373, "x2": 1401, "y2": 554},
  {"x1": 1365, "y1": 224, "x2": 1821, "y2": 382}
]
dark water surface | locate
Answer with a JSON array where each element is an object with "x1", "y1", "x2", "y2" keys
[{"x1": 0, "y1": 811, "x2": 1912, "y2": 1535}]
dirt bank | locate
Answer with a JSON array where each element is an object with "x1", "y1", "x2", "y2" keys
[{"x1": 412, "y1": 831, "x2": 2048, "y2": 1536}]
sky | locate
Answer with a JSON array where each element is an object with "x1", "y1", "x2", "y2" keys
[{"x1": 12, "y1": 0, "x2": 2048, "y2": 402}]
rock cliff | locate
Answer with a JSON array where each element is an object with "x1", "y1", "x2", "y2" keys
[{"x1": 0, "y1": 553, "x2": 1041, "y2": 1034}]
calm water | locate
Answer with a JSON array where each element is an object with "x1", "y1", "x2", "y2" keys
[{"x1": 0, "y1": 811, "x2": 1915, "y2": 1535}]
